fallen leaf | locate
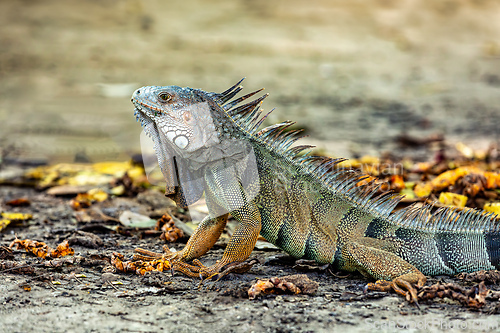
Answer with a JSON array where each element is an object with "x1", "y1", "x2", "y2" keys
[
  {"x1": 47, "y1": 185, "x2": 95, "y2": 196},
  {"x1": 0, "y1": 212, "x2": 33, "y2": 232},
  {"x1": 156, "y1": 214, "x2": 184, "y2": 242},
  {"x1": 5, "y1": 198, "x2": 30, "y2": 207},
  {"x1": 0, "y1": 219, "x2": 11, "y2": 233},
  {"x1": 418, "y1": 281, "x2": 489, "y2": 309},
  {"x1": 1, "y1": 212, "x2": 33, "y2": 220},
  {"x1": 248, "y1": 274, "x2": 319, "y2": 299},
  {"x1": 439, "y1": 192, "x2": 468, "y2": 208},
  {"x1": 9, "y1": 238, "x2": 74, "y2": 259},
  {"x1": 67, "y1": 230, "x2": 104, "y2": 248},
  {"x1": 484, "y1": 202, "x2": 500, "y2": 214},
  {"x1": 414, "y1": 182, "x2": 433, "y2": 197},
  {"x1": 119, "y1": 211, "x2": 157, "y2": 228}
]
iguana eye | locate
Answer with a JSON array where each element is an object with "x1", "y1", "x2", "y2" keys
[{"x1": 158, "y1": 92, "x2": 172, "y2": 102}]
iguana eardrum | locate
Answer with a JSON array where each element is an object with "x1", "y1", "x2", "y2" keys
[{"x1": 131, "y1": 79, "x2": 500, "y2": 302}]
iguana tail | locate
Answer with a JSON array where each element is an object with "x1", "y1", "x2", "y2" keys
[{"x1": 367, "y1": 205, "x2": 500, "y2": 275}]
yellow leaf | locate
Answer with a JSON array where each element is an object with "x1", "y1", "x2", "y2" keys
[
  {"x1": 438, "y1": 192, "x2": 468, "y2": 208},
  {"x1": 414, "y1": 182, "x2": 433, "y2": 197},
  {"x1": 87, "y1": 188, "x2": 108, "y2": 202},
  {"x1": 1, "y1": 212, "x2": 33, "y2": 220},
  {"x1": 400, "y1": 188, "x2": 416, "y2": 199},
  {"x1": 484, "y1": 202, "x2": 500, "y2": 215},
  {"x1": 92, "y1": 161, "x2": 132, "y2": 177},
  {"x1": 455, "y1": 142, "x2": 474, "y2": 159},
  {"x1": 110, "y1": 185, "x2": 125, "y2": 196},
  {"x1": 127, "y1": 166, "x2": 146, "y2": 181},
  {"x1": 359, "y1": 156, "x2": 380, "y2": 165},
  {"x1": 0, "y1": 219, "x2": 11, "y2": 232},
  {"x1": 431, "y1": 167, "x2": 477, "y2": 191}
]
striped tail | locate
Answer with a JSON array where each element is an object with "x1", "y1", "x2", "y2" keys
[{"x1": 372, "y1": 205, "x2": 500, "y2": 276}]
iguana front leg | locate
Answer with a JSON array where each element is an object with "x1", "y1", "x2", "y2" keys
[
  {"x1": 134, "y1": 214, "x2": 228, "y2": 269},
  {"x1": 340, "y1": 238, "x2": 426, "y2": 303},
  {"x1": 134, "y1": 200, "x2": 261, "y2": 280},
  {"x1": 186, "y1": 200, "x2": 262, "y2": 280}
]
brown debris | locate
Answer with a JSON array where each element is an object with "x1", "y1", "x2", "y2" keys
[
  {"x1": 293, "y1": 259, "x2": 330, "y2": 272},
  {"x1": 110, "y1": 172, "x2": 143, "y2": 197},
  {"x1": 156, "y1": 214, "x2": 184, "y2": 242},
  {"x1": 396, "y1": 133, "x2": 444, "y2": 148},
  {"x1": 111, "y1": 252, "x2": 171, "y2": 275},
  {"x1": 418, "y1": 281, "x2": 489, "y2": 308},
  {"x1": 455, "y1": 173, "x2": 487, "y2": 198},
  {"x1": 0, "y1": 245, "x2": 14, "y2": 260},
  {"x1": 70, "y1": 194, "x2": 92, "y2": 210},
  {"x1": 82, "y1": 254, "x2": 111, "y2": 267},
  {"x1": 0, "y1": 260, "x2": 35, "y2": 274},
  {"x1": 457, "y1": 270, "x2": 500, "y2": 284},
  {"x1": 42, "y1": 256, "x2": 82, "y2": 268},
  {"x1": 19, "y1": 283, "x2": 31, "y2": 292},
  {"x1": 5, "y1": 198, "x2": 31, "y2": 207},
  {"x1": 74, "y1": 206, "x2": 119, "y2": 224},
  {"x1": 67, "y1": 230, "x2": 104, "y2": 249},
  {"x1": 9, "y1": 238, "x2": 74, "y2": 259},
  {"x1": 248, "y1": 274, "x2": 319, "y2": 299}
]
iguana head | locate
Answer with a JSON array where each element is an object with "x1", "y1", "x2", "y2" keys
[
  {"x1": 131, "y1": 85, "x2": 222, "y2": 154},
  {"x1": 131, "y1": 80, "x2": 266, "y2": 208}
]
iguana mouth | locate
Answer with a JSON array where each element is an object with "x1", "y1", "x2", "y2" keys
[{"x1": 133, "y1": 103, "x2": 156, "y2": 135}]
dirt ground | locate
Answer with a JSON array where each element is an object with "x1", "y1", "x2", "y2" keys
[
  {"x1": 1, "y1": 0, "x2": 500, "y2": 332},
  {"x1": 1, "y1": 185, "x2": 500, "y2": 333}
]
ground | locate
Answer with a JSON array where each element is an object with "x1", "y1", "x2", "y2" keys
[
  {"x1": 1, "y1": 184, "x2": 500, "y2": 333},
  {"x1": 1, "y1": 0, "x2": 500, "y2": 332}
]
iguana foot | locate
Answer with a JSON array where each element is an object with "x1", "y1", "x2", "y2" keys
[
  {"x1": 133, "y1": 247, "x2": 258, "y2": 281},
  {"x1": 133, "y1": 245, "x2": 177, "y2": 261},
  {"x1": 177, "y1": 258, "x2": 259, "y2": 284},
  {"x1": 133, "y1": 246, "x2": 184, "y2": 276},
  {"x1": 206, "y1": 258, "x2": 260, "y2": 281},
  {"x1": 133, "y1": 247, "x2": 206, "y2": 278},
  {"x1": 365, "y1": 275, "x2": 425, "y2": 306}
]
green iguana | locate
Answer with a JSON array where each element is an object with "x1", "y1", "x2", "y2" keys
[{"x1": 131, "y1": 79, "x2": 500, "y2": 302}]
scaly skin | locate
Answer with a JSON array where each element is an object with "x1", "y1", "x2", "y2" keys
[{"x1": 131, "y1": 79, "x2": 499, "y2": 301}]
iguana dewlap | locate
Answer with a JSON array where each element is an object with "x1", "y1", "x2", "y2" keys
[{"x1": 131, "y1": 79, "x2": 499, "y2": 302}]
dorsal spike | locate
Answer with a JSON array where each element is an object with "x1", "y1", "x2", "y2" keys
[
  {"x1": 258, "y1": 121, "x2": 294, "y2": 139},
  {"x1": 265, "y1": 122, "x2": 296, "y2": 144},
  {"x1": 228, "y1": 93, "x2": 269, "y2": 116},
  {"x1": 250, "y1": 108, "x2": 275, "y2": 132},
  {"x1": 223, "y1": 88, "x2": 265, "y2": 110},
  {"x1": 289, "y1": 145, "x2": 315, "y2": 156},
  {"x1": 218, "y1": 86, "x2": 244, "y2": 104},
  {"x1": 219, "y1": 78, "x2": 245, "y2": 97}
]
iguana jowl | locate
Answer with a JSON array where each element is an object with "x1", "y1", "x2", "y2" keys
[{"x1": 131, "y1": 79, "x2": 500, "y2": 301}]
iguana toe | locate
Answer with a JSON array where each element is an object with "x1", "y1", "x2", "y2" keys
[{"x1": 366, "y1": 278, "x2": 421, "y2": 306}]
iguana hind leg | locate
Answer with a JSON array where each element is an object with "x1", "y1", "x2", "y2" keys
[{"x1": 341, "y1": 239, "x2": 426, "y2": 303}]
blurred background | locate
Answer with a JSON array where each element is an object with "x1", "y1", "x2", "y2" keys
[{"x1": 1, "y1": 0, "x2": 500, "y2": 164}]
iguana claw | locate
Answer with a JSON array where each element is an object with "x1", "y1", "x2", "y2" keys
[
  {"x1": 133, "y1": 247, "x2": 171, "y2": 261},
  {"x1": 134, "y1": 247, "x2": 259, "y2": 283},
  {"x1": 366, "y1": 278, "x2": 422, "y2": 307}
]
